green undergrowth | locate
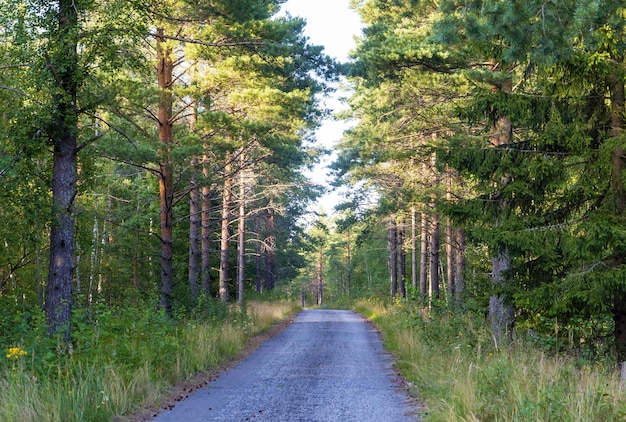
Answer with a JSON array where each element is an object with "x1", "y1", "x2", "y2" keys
[
  {"x1": 0, "y1": 299, "x2": 299, "y2": 422},
  {"x1": 355, "y1": 299, "x2": 626, "y2": 421}
]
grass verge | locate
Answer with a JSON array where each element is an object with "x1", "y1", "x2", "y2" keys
[
  {"x1": 0, "y1": 300, "x2": 299, "y2": 422},
  {"x1": 355, "y1": 299, "x2": 626, "y2": 421}
]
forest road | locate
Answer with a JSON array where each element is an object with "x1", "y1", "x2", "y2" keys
[{"x1": 151, "y1": 309, "x2": 420, "y2": 422}]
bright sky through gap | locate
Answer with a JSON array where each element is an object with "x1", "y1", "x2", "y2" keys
[{"x1": 278, "y1": 0, "x2": 363, "y2": 217}]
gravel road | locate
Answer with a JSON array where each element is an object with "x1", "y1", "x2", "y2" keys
[{"x1": 151, "y1": 309, "x2": 420, "y2": 421}]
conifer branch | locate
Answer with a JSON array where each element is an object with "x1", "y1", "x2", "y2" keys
[{"x1": 148, "y1": 32, "x2": 264, "y2": 48}]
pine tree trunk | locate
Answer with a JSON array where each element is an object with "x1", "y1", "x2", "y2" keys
[
  {"x1": 255, "y1": 215, "x2": 262, "y2": 293},
  {"x1": 419, "y1": 212, "x2": 428, "y2": 298},
  {"x1": 490, "y1": 250, "x2": 514, "y2": 340},
  {"x1": 446, "y1": 218, "x2": 455, "y2": 300},
  {"x1": 454, "y1": 228, "x2": 466, "y2": 306},
  {"x1": 489, "y1": 72, "x2": 515, "y2": 338},
  {"x1": 45, "y1": 0, "x2": 79, "y2": 342},
  {"x1": 609, "y1": 65, "x2": 626, "y2": 364},
  {"x1": 201, "y1": 165, "x2": 211, "y2": 296},
  {"x1": 188, "y1": 97, "x2": 200, "y2": 302},
  {"x1": 397, "y1": 218, "x2": 406, "y2": 298},
  {"x1": 263, "y1": 208, "x2": 276, "y2": 291},
  {"x1": 156, "y1": 29, "x2": 175, "y2": 313},
  {"x1": 388, "y1": 215, "x2": 398, "y2": 298},
  {"x1": 219, "y1": 152, "x2": 233, "y2": 302},
  {"x1": 188, "y1": 157, "x2": 200, "y2": 302},
  {"x1": 429, "y1": 210, "x2": 440, "y2": 300},
  {"x1": 237, "y1": 151, "x2": 246, "y2": 304}
]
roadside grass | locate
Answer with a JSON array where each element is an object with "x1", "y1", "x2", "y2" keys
[
  {"x1": 0, "y1": 300, "x2": 298, "y2": 422},
  {"x1": 355, "y1": 299, "x2": 626, "y2": 421}
]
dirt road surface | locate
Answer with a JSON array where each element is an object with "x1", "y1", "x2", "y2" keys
[{"x1": 151, "y1": 309, "x2": 420, "y2": 421}]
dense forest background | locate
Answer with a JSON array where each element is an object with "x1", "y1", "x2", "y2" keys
[{"x1": 2, "y1": 1, "x2": 626, "y2": 419}]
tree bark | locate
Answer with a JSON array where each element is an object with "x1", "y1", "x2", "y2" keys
[
  {"x1": 454, "y1": 228, "x2": 466, "y2": 306},
  {"x1": 263, "y1": 208, "x2": 276, "y2": 291},
  {"x1": 490, "y1": 251, "x2": 514, "y2": 340},
  {"x1": 156, "y1": 29, "x2": 175, "y2": 314},
  {"x1": 446, "y1": 217, "x2": 455, "y2": 300},
  {"x1": 219, "y1": 152, "x2": 233, "y2": 302},
  {"x1": 201, "y1": 165, "x2": 212, "y2": 297},
  {"x1": 388, "y1": 215, "x2": 398, "y2": 298},
  {"x1": 397, "y1": 218, "x2": 406, "y2": 298},
  {"x1": 237, "y1": 151, "x2": 246, "y2": 304},
  {"x1": 609, "y1": 64, "x2": 626, "y2": 363},
  {"x1": 189, "y1": 157, "x2": 200, "y2": 302},
  {"x1": 255, "y1": 215, "x2": 262, "y2": 293},
  {"x1": 419, "y1": 212, "x2": 428, "y2": 298},
  {"x1": 45, "y1": 0, "x2": 79, "y2": 342},
  {"x1": 429, "y1": 210, "x2": 440, "y2": 300}
]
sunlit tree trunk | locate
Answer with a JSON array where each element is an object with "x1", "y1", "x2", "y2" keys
[
  {"x1": 237, "y1": 151, "x2": 246, "y2": 304},
  {"x1": 156, "y1": 29, "x2": 175, "y2": 313},
  {"x1": 219, "y1": 151, "x2": 233, "y2": 302},
  {"x1": 189, "y1": 156, "x2": 200, "y2": 302},
  {"x1": 429, "y1": 203, "x2": 440, "y2": 300},
  {"x1": 201, "y1": 164, "x2": 212, "y2": 296}
]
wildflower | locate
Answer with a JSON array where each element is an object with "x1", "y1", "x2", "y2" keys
[{"x1": 6, "y1": 347, "x2": 27, "y2": 360}]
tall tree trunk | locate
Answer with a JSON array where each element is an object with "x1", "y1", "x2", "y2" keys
[
  {"x1": 188, "y1": 157, "x2": 200, "y2": 302},
  {"x1": 219, "y1": 152, "x2": 233, "y2": 302},
  {"x1": 263, "y1": 207, "x2": 276, "y2": 291},
  {"x1": 188, "y1": 97, "x2": 200, "y2": 302},
  {"x1": 397, "y1": 218, "x2": 406, "y2": 298},
  {"x1": 419, "y1": 212, "x2": 428, "y2": 298},
  {"x1": 237, "y1": 151, "x2": 246, "y2": 304},
  {"x1": 454, "y1": 228, "x2": 466, "y2": 306},
  {"x1": 490, "y1": 251, "x2": 514, "y2": 339},
  {"x1": 429, "y1": 210, "x2": 440, "y2": 300},
  {"x1": 255, "y1": 215, "x2": 262, "y2": 293},
  {"x1": 446, "y1": 217, "x2": 455, "y2": 301},
  {"x1": 156, "y1": 29, "x2": 175, "y2": 313},
  {"x1": 489, "y1": 70, "x2": 515, "y2": 340},
  {"x1": 388, "y1": 214, "x2": 398, "y2": 298},
  {"x1": 490, "y1": 113, "x2": 514, "y2": 340},
  {"x1": 201, "y1": 165, "x2": 211, "y2": 296},
  {"x1": 45, "y1": 0, "x2": 79, "y2": 342},
  {"x1": 609, "y1": 64, "x2": 626, "y2": 364}
]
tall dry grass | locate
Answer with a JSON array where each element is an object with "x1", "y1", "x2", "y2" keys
[
  {"x1": 356, "y1": 299, "x2": 626, "y2": 421},
  {"x1": 0, "y1": 300, "x2": 298, "y2": 422}
]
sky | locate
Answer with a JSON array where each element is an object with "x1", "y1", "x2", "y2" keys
[{"x1": 278, "y1": 0, "x2": 363, "y2": 215}]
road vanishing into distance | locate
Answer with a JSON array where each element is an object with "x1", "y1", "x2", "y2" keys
[{"x1": 151, "y1": 309, "x2": 420, "y2": 421}]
